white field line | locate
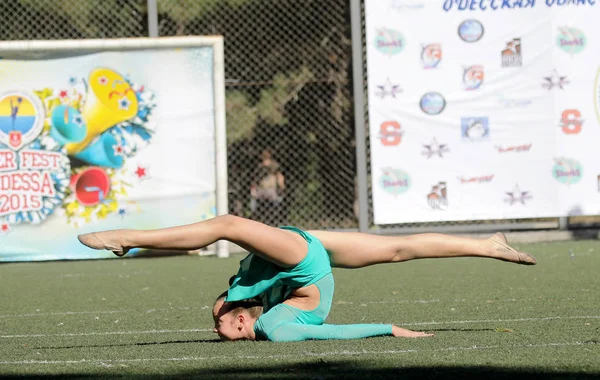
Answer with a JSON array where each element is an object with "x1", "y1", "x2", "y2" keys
[
  {"x1": 401, "y1": 315, "x2": 600, "y2": 326},
  {"x1": 1, "y1": 329, "x2": 212, "y2": 338},
  {"x1": 0, "y1": 341, "x2": 593, "y2": 366},
  {"x1": 1, "y1": 315, "x2": 598, "y2": 339},
  {"x1": 0, "y1": 297, "x2": 576, "y2": 319},
  {"x1": 0, "y1": 306, "x2": 205, "y2": 319},
  {"x1": 0, "y1": 310, "x2": 129, "y2": 319}
]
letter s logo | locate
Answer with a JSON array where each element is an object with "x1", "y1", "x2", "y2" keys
[{"x1": 379, "y1": 121, "x2": 403, "y2": 146}]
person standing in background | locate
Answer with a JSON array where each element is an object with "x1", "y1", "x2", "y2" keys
[{"x1": 250, "y1": 149, "x2": 286, "y2": 226}]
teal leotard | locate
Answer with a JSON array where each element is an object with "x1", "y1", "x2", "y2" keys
[{"x1": 225, "y1": 226, "x2": 393, "y2": 342}]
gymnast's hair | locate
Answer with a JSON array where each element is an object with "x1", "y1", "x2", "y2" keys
[{"x1": 215, "y1": 277, "x2": 264, "y2": 320}]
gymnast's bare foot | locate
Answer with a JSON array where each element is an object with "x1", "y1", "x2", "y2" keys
[
  {"x1": 488, "y1": 232, "x2": 536, "y2": 265},
  {"x1": 78, "y1": 230, "x2": 130, "y2": 257}
]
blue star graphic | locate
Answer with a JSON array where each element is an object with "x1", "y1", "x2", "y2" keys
[
  {"x1": 73, "y1": 115, "x2": 84, "y2": 127},
  {"x1": 119, "y1": 98, "x2": 131, "y2": 111}
]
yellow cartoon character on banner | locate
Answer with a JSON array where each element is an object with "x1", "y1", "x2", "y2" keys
[{"x1": 66, "y1": 68, "x2": 139, "y2": 155}]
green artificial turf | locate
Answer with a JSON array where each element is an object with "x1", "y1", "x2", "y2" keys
[{"x1": 0, "y1": 239, "x2": 599, "y2": 379}]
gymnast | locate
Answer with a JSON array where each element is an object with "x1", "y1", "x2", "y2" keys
[{"x1": 78, "y1": 214, "x2": 536, "y2": 342}]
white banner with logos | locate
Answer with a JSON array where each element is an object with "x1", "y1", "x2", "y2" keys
[{"x1": 365, "y1": 0, "x2": 600, "y2": 224}]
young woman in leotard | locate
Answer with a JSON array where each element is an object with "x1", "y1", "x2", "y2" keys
[{"x1": 78, "y1": 215, "x2": 536, "y2": 342}]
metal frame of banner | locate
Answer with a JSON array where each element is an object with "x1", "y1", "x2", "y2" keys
[
  {"x1": 350, "y1": 0, "x2": 370, "y2": 234},
  {"x1": 0, "y1": 36, "x2": 230, "y2": 258}
]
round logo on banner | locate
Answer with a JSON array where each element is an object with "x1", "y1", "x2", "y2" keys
[
  {"x1": 463, "y1": 65, "x2": 484, "y2": 90},
  {"x1": 374, "y1": 28, "x2": 406, "y2": 56},
  {"x1": 379, "y1": 168, "x2": 410, "y2": 195},
  {"x1": 552, "y1": 157, "x2": 582, "y2": 185},
  {"x1": 420, "y1": 92, "x2": 446, "y2": 115},
  {"x1": 0, "y1": 91, "x2": 45, "y2": 151},
  {"x1": 556, "y1": 27, "x2": 586, "y2": 55},
  {"x1": 458, "y1": 20, "x2": 484, "y2": 43},
  {"x1": 0, "y1": 91, "x2": 71, "y2": 225},
  {"x1": 421, "y1": 44, "x2": 442, "y2": 69}
]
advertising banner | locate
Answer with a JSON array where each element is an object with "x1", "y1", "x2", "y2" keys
[
  {"x1": 365, "y1": 0, "x2": 600, "y2": 224},
  {"x1": 0, "y1": 43, "x2": 222, "y2": 261}
]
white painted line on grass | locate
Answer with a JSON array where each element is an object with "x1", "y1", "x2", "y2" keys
[
  {"x1": 0, "y1": 310, "x2": 129, "y2": 319},
  {"x1": 0, "y1": 297, "x2": 583, "y2": 319},
  {"x1": 2, "y1": 315, "x2": 598, "y2": 339},
  {"x1": 1, "y1": 329, "x2": 212, "y2": 338},
  {"x1": 401, "y1": 315, "x2": 600, "y2": 326},
  {"x1": 0, "y1": 341, "x2": 593, "y2": 366},
  {"x1": 0, "y1": 306, "x2": 209, "y2": 319}
]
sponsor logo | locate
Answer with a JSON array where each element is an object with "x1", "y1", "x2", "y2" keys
[
  {"x1": 504, "y1": 184, "x2": 532, "y2": 205},
  {"x1": 556, "y1": 27, "x2": 586, "y2": 55},
  {"x1": 497, "y1": 95, "x2": 532, "y2": 108},
  {"x1": 594, "y1": 67, "x2": 600, "y2": 125},
  {"x1": 427, "y1": 181, "x2": 448, "y2": 210},
  {"x1": 552, "y1": 157, "x2": 582, "y2": 185},
  {"x1": 375, "y1": 78, "x2": 403, "y2": 99},
  {"x1": 458, "y1": 175, "x2": 494, "y2": 184},
  {"x1": 546, "y1": 0, "x2": 596, "y2": 6},
  {"x1": 379, "y1": 168, "x2": 411, "y2": 195},
  {"x1": 389, "y1": 0, "x2": 425, "y2": 11},
  {"x1": 419, "y1": 92, "x2": 446, "y2": 115},
  {"x1": 457, "y1": 19, "x2": 484, "y2": 42},
  {"x1": 443, "y1": 0, "x2": 594, "y2": 11},
  {"x1": 463, "y1": 65, "x2": 484, "y2": 90},
  {"x1": 374, "y1": 28, "x2": 406, "y2": 56},
  {"x1": 421, "y1": 44, "x2": 442, "y2": 69},
  {"x1": 0, "y1": 91, "x2": 70, "y2": 222},
  {"x1": 501, "y1": 38, "x2": 522, "y2": 67},
  {"x1": 559, "y1": 109, "x2": 583, "y2": 135},
  {"x1": 378, "y1": 121, "x2": 404, "y2": 146},
  {"x1": 542, "y1": 70, "x2": 569, "y2": 90},
  {"x1": 461, "y1": 117, "x2": 489, "y2": 141},
  {"x1": 496, "y1": 143, "x2": 532, "y2": 153},
  {"x1": 0, "y1": 92, "x2": 45, "y2": 151},
  {"x1": 444, "y1": 0, "x2": 535, "y2": 12},
  {"x1": 422, "y1": 138, "x2": 449, "y2": 158}
]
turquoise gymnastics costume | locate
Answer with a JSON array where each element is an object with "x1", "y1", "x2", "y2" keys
[{"x1": 225, "y1": 226, "x2": 394, "y2": 342}]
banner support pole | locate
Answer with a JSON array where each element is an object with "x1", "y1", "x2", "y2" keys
[{"x1": 350, "y1": 0, "x2": 370, "y2": 233}]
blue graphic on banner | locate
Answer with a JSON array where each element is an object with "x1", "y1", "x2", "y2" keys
[
  {"x1": 379, "y1": 168, "x2": 411, "y2": 195},
  {"x1": 461, "y1": 117, "x2": 490, "y2": 141},
  {"x1": 374, "y1": 28, "x2": 406, "y2": 56},
  {"x1": 552, "y1": 157, "x2": 582, "y2": 185},
  {"x1": 443, "y1": 0, "x2": 595, "y2": 11},
  {"x1": 420, "y1": 92, "x2": 446, "y2": 115},
  {"x1": 556, "y1": 27, "x2": 586, "y2": 54},
  {"x1": 458, "y1": 20, "x2": 484, "y2": 42}
]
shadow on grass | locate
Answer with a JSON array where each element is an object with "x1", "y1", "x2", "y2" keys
[
  {"x1": 32, "y1": 338, "x2": 221, "y2": 350},
  {"x1": 1, "y1": 361, "x2": 599, "y2": 380}
]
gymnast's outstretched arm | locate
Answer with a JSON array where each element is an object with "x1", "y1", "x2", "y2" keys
[{"x1": 261, "y1": 322, "x2": 433, "y2": 342}]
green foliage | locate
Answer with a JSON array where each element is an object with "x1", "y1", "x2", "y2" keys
[
  {"x1": 157, "y1": 0, "x2": 251, "y2": 33},
  {"x1": 226, "y1": 66, "x2": 314, "y2": 144},
  {"x1": 225, "y1": 90, "x2": 257, "y2": 144},
  {"x1": 13, "y1": 0, "x2": 146, "y2": 38},
  {"x1": 256, "y1": 67, "x2": 315, "y2": 126}
]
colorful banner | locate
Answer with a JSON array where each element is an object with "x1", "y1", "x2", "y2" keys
[
  {"x1": 0, "y1": 47, "x2": 219, "y2": 261},
  {"x1": 365, "y1": 0, "x2": 600, "y2": 224}
]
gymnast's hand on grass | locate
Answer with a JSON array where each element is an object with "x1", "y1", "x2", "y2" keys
[{"x1": 392, "y1": 325, "x2": 434, "y2": 338}]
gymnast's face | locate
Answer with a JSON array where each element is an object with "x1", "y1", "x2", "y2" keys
[{"x1": 212, "y1": 298, "x2": 245, "y2": 341}]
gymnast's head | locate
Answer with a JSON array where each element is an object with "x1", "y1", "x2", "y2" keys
[{"x1": 212, "y1": 293, "x2": 263, "y2": 341}]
